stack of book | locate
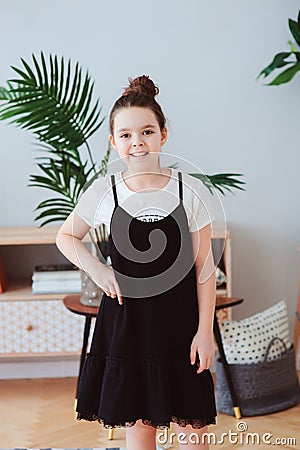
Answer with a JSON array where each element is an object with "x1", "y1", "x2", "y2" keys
[{"x1": 31, "y1": 264, "x2": 82, "y2": 294}]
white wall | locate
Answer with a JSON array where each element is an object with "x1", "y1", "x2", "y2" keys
[{"x1": 1, "y1": 0, "x2": 300, "y2": 334}]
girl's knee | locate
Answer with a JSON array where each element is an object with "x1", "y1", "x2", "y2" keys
[{"x1": 126, "y1": 419, "x2": 156, "y2": 437}]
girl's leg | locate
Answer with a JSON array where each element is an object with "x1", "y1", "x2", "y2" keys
[
  {"x1": 172, "y1": 423, "x2": 210, "y2": 450},
  {"x1": 125, "y1": 419, "x2": 157, "y2": 450}
]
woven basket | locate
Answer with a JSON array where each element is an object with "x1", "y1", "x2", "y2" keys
[{"x1": 216, "y1": 337, "x2": 300, "y2": 416}]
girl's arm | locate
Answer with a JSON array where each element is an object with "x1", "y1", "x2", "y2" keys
[
  {"x1": 56, "y1": 211, "x2": 123, "y2": 304},
  {"x1": 190, "y1": 223, "x2": 216, "y2": 373}
]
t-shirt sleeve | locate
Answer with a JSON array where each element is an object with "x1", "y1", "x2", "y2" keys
[
  {"x1": 186, "y1": 174, "x2": 216, "y2": 232},
  {"x1": 73, "y1": 178, "x2": 108, "y2": 228}
]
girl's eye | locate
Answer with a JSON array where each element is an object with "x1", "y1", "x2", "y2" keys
[
  {"x1": 120, "y1": 133, "x2": 130, "y2": 138},
  {"x1": 143, "y1": 129, "x2": 154, "y2": 135}
]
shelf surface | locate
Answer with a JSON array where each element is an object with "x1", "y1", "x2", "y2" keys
[
  {"x1": 0, "y1": 351, "x2": 81, "y2": 360},
  {"x1": 0, "y1": 225, "x2": 91, "y2": 245},
  {"x1": 0, "y1": 279, "x2": 80, "y2": 301},
  {"x1": 0, "y1": 279, "x2": 228, "y2": 302},
  {"x1": 0, "y1": 223, "x2": 228, "y2": 245},
  {"x1": 216, "y1": 288, "x2": 227, "y2": 296}
]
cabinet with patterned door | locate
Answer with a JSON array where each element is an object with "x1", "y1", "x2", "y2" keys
[
  {"x1": 0, "y1": 224, "x2": 231, "y2": 362},
  {"x1": 0, "y1": 226, "x2": 95, "y2": 363}
]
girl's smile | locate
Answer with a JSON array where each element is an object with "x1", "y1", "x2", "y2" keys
[{"x1": 129, "y1": 150, "x2": 149, "y2": 158}]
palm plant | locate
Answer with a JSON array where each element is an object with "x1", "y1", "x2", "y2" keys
[
  {"x1": 257, "y1": 10, "x2": 300, "y2": 85},
  {"x1": 0, "y1": 52, "x2": 110, "y2": 261},
  {"x1": 0, "y1": 52, "x2": 245, "y2": 261}
]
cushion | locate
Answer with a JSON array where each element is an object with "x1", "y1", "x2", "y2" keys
[{"x1": 220, "y1": 299, "x2": 291, "y2": 364}]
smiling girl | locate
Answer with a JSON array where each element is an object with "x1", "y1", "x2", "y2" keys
[{"x1": 56, "y1": 75, "x2": 217, "y2": 450}]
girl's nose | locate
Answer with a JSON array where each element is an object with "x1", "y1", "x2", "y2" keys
[{"x1": 132, "y1": 141, "x2": 144, "y2": 148}]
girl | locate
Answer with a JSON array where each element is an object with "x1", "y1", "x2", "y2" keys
[{"x1": 56, "y1": 75, "x2": 217, "y2": 450}]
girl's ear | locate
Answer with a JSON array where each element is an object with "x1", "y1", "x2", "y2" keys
[
  {"x1": 160, "y1": 127, "x2": 168, "y2": 147},
  {"x1": 109, "y1": 134, "x2": 117, "y2": 150}
]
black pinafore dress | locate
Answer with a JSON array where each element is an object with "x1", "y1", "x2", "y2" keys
[{"x1": 76, "y1": 171, "x2": 217, "y2": 429}]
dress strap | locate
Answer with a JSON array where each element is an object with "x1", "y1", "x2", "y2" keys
[
  {"x1": 178, "y1": 171, "x2": 183, "y2": 202},
  {"x1": 111, "y1": 174, "x2": 118, "y2": 207}
]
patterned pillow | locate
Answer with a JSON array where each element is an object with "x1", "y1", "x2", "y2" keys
[{"x1": 220, "y1": 299, "x2": 291, "y2": 364}]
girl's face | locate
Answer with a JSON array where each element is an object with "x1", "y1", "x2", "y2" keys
[{"x1": 109, "y1": 107, "x2": 167, "y2": 168}]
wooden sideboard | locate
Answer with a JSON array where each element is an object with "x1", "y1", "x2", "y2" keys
[{"x1": 0, "y1": 223, "x2": 231, "y2": 362}]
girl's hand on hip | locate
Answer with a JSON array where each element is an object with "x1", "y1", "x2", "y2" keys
[
  {"x1": 190, "y1": 329, "x2": 215, "y2": 374},
  {"x1": 92, "y1": 263, "x2": 123, "y2": 305}
]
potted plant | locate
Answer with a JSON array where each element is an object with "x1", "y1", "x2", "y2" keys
[
  {"x1": 257, "y1": 10, "x2": 300, "y2": 85},
  {"x1": 0, "y1": 52, "x2": 245, "y2": 304}
]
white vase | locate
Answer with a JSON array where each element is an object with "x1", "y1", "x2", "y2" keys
[{"x1": 80, "y1": 270, "x2": 103, "y2": 307}]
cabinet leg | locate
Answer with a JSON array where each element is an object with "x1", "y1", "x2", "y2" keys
[
  {"x1": 234, "y1": 406, "x2": 242, "y2": 419},
  {"x1": 108, "y1": 428, "x2": 114, "y2": 440}
]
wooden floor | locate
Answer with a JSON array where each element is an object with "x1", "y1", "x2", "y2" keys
[{"x1": 0, "y1": 376, "x2": 299, "y2": 449}]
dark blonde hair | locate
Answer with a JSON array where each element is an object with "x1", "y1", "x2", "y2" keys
[{"x1": 109, "y1": 75, "x2": 166, "y2": 134}]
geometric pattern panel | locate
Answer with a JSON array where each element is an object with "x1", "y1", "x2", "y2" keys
[{"x1": 0, "y1": 299, "x2": 95, "y2": 354}]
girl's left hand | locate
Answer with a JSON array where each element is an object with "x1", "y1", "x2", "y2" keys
[{"x1": 190, "y1": 329, "x2": 215, "y2": 374}]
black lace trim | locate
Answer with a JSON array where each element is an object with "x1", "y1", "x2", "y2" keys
[{"x1": 77, "y1": 412, "x2": 216, "y2": 430}]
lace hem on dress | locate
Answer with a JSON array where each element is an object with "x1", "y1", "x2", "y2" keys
[{"x1": 76, "y1": 412, "x2": 216, "y2": 430}]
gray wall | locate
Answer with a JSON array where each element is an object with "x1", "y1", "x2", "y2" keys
[{"x1": 1, "y1": 1, "x2": 299, "y2": 335}]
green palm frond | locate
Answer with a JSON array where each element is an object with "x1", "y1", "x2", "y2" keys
[
  {"x1": 190, "y1": 173, "x2": 246, "y2": 195},
  {"x1": 0, "y1": 52, "x2": 105, "y2": 162},
  {"x1": 29, "y1": 155, "x2": 95, "y2": 226},
  {"x1": 81, "y1": 141, "x2": 112, "y2": 192},
  {"x1": 0, "y1": 82, "x2": 17, "y2": 101},
  {"x1": 33, "y1": 145, "x2": 85, "y2": 168},
  {"x1": 257, "y1": 10, "x2": 300, "y2": 85},
  {"x1": 98, "y1": 142, "x2": 111, "y2": 177},
  {"x1": 0, "y1": 52, "x2": 109, "y2": 227},
  {"x1": 169, "y1": 163, "x2": 245, "y2": 195},
  {"x1": 256, "y1": 52, "x2": 294, "y2": 81}
]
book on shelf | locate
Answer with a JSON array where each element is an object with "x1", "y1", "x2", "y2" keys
[
  {"x1": 32, "y1": 263, "x2": 81, "y2": 282},
  {"x1": 31, "y1": 263, "x2": 82, "y2": 294},
  {"x1": 32, "y1": 280, "x2": 82, "y2": 294},
  {"x1": 34, "y1": 263, "x2": 79, "y2": 272}
]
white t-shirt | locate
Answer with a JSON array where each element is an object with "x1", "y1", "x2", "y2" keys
[{"x1": 74, "y1": 169, "x2": 215, "y2": 233}]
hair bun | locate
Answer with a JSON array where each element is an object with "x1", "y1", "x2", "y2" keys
[{"x1": 123, "y1": 75, "x2": 159, "y2": 98}]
